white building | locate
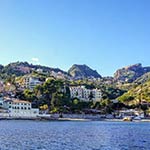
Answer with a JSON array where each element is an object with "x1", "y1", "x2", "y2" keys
[
  {"x1": 92, "y1": 89, "x2": 102, "y2": 101},
  {"x1": 23, "y1": 76, "x2": 42, "y2": 90},
  {"x1": 118, "y1": 109, "x2": 144, "y2": 118},
  {"x1": 50, "y1": 71, "x2": 66, "y2": 79},
  {"x1": 36, "y1": 68, "x2": 43, "y2": 73},
  {"x1": 3, "y1": 98, "x2": 39, "y2": 117},
  {"x1": 69, "y1": 86, "x2": 102, "y2": 102}
]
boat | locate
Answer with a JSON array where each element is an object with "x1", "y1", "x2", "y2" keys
[
  {"x1": 123, "y1": 116, "x2": 132, "y2": 121},
  {"x1": 134, "y1": 116, "x2": 141, "y2": 120}
]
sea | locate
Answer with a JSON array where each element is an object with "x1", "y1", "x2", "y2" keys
[{"x1": 0, "y1": 120, "x2": 149, "y2": 150}]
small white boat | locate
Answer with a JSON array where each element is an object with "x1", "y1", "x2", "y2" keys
[{"x1": 134, "y1": 116, "x2": 141, "y2": 120}]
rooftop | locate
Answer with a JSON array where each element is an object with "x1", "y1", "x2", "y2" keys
[{"x1": 4, "y1": 98, "x2": 31, "y2": 104}]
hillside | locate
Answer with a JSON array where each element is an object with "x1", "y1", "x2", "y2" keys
[
  {"x1": 1, "y1": 61, "x2": 150, "y2": 106},
  {"x1": 0, "y1": 62, "x2": 103, "y2": 80},
  {"x1": 134, "y1": 72, "x2": 150, "y2": 84},
  {"x1": 118, "y1": 80, "x2": 150, "y2": 104},
  {"x1": 114, "y1": 63, "x2": 150, "y2": 83},
  {"x1": 0, "y1": 61, "x2": 69, "y2": 78},
  {"x1": 68, "y1": 64, "x2": 102, "y2": 79}
]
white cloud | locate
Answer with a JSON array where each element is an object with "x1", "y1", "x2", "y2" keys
[{"x1": 31, "y1": 57, "x2": 39, "y2": 62}]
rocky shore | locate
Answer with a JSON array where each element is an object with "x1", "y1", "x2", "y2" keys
[{"x1": 0, "y1": 114, "x2": 150, "y2": 122}]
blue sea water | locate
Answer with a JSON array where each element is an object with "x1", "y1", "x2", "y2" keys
[{"x1": 0, "y1": 120, "x2": 149, "y2": 150}]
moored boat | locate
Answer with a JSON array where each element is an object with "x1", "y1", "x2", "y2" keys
[
  {"x1": 123, "y1": 116, "x2": 132, "y2": 121},
  {"x1": 134, "y1": 116, "x2": 141, "y2": 120}
]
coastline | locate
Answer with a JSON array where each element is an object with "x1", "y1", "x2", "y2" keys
[{"x1": 0, "y1": 116, "x2": 150, "y2": 122}]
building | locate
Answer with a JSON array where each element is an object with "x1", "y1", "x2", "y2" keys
[
  {"x1": 36, "y1": 68, "x2": 43, "y2": 73},
  {"x1": 2, "y1": 98, "x2": 39, "y2": 117},
  {"x1": 69, "y1": 86, "x2": 102, "y2": 101},
  {"x1": 92, "y1": 89, "x2": 102, "y2": 101},
  {"x1": 50, "y1": 71, "x2": 67, "y2": 79},
  {"x1": 118, "y1": 109, "x2": 145, "y2": 118},
  {"x1": 22, "y1": 76, "x2": 42, "y2": 90}
]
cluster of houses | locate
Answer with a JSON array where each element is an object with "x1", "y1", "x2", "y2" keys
[
  {"x1": 19, "y1": 76, "x2": 103, "y2": 102},
  {"x1": 0, "y1": 74, "x2": 104, "y2": 118}
]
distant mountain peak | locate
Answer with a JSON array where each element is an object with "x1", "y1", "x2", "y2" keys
[
  {"x1": 114, "y1": 63, "x2": 150, "y2": 83},
  {"x1": 68, "y1": 64, "x2": 101, "y2": 79}
]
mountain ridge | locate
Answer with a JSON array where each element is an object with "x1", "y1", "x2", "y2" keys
[
  {"x1": 1, "y1": 62, "x2": 150, "y2": 83},
  {"x1": 0, "y1": 62, "x2": 102, "y2": 80}
]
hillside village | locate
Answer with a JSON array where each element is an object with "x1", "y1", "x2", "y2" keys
[{"x1": 0, "y1": 61, "x2": 150, "y2": 119}]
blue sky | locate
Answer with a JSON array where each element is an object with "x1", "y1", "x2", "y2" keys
[{"x1": 0, "y1": 0, "x2": 150, "y2": 76}]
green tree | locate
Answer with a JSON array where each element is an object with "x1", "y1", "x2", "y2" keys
[
  {"x1": 118, "y1": 94, "x2": 134, "y2": 105},
  {"x1": 23, "y1": 89, "x2": 37, "y2": 102}
]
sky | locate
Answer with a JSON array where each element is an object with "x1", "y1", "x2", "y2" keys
[{"x1": 0, "y1": 0, "x2": 150, "y2": 76}]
